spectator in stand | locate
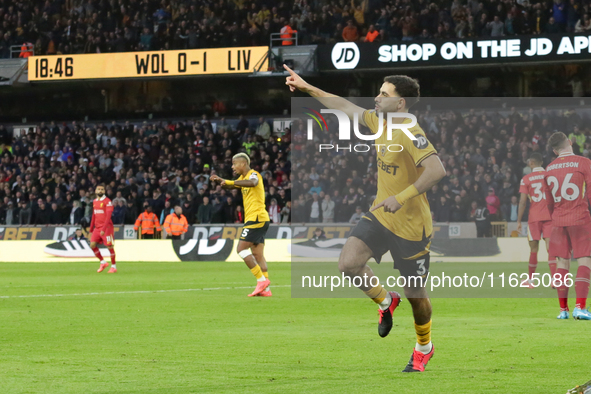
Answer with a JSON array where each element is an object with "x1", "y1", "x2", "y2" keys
[
  {"x1": 365, "y1": 25, "x2": 379, "y2": 42},
  {"x1": 508, "y1": 196, "x2": 519, "y2": 222},
  {"x1": 280, "y1": 201, "x2": 291, "y2": 223},
  {"x1": 311, "y1": 227, "x2": 327, "y2": 241},
  {"x1": 235, "y1": 205, "x2": 245, "y2": 223},
  {"x1": 112, "y1": 200, "x2": 126, "y2": 225},
  {"x1": 255, "y1": 117, "x2": 271, "y2": 141},
  {"x1": 5, "y1": 201, "x2": 17, "y2": 225},
  {"x1": 450, "y1": 196, "x2": 465, "y2": 222},
  {"x1": 160, "y1": 201, "x2": 174, "y2": 225},
  {"x1": 68, "y1": 228, "x2": 87, "y2": 242},
  {"x1": 485, "y1": 187, "x2": 501, "y2": 220},
  {"x1": 321, "y1": 194, "x2": 335, "y2": 223},
  {"x1": 69, "y1": 200, "x2": 84, "y2": 225},
  {"x1": 349, "y1": 206, "x2": 364, "y2": 225},
  {"x1": 221, "y1": 197, "x2": 236, "y2": 224},
  {"x1": 471, "y1": 201, "x2": 491, "y2": 237},
  {"x1": 197, "y1": 196, "x2": 213, "y2": 224},
  {"x1": 434, "y1": 196, "x2": 451, "y2": 222},
  {"x1": 342, "y1": 20, "x2": 359, "y2": 42},
  {"x1": 280, "y1": 20, "x2": 297, "y2": 46},
  {"x1": 488, "y1": 16, "x2": 504, "y2": 37},
  {"x1": 545, "y1": 17, "x2": 562, "y2": 33},
  {"x1": 34, "y1": 201, "x2": 50, "y2": 225},
  {"x1": 268, "y1": 198, "x2": 280, "y2": 224},
  {"x1": 308, "y1": 192, "x2": 321, "y2": 223},
  {"x1": 0, "y1": 0, "x2": 584, "y2": 59}
]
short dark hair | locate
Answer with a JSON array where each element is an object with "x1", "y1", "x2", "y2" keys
[
  {"x1": 383, "y1": 75, "x2": 420, "y2": 108},
  {"x1": 548, "y1": 132, "x2": 569, "y2": 152},
  {"x1": 529, "y1": 152, "x2": 543, "y2": 165}
]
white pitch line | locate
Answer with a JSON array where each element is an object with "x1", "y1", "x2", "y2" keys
[{"x1": 0, "y1": 285, "x2": 292, "y2": 299}]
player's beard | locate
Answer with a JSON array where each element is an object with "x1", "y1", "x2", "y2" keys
[{"x1": 96, "y1": 192, "x2": 104, "y2": 197}]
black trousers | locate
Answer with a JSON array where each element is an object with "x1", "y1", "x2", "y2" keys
[
  {"x1": 142, "y1": 233, "x2": 154, "y2": 239},
  {"x1": 171, "y1": 234, "x2": 182, "y2": 240}
]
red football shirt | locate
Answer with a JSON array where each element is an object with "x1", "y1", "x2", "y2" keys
[
  {"x1": 519, "y1": 167, "x2": 552, "y2": 223},
  {"x1": 90, "y1": 196, "x2": 114, "y2": 232},
  {"x1": 544, "y1": 153, "x2": 591, "y2": 227}
]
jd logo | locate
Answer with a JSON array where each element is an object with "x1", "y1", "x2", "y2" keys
[
  {"x1": 331, "y1": 43, "x2": 360, "y2": 70},
  {"x1": 413, "y1": 135, "x2": 429, "y2": 149}
]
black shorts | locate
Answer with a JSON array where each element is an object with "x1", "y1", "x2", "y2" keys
[
  {"x1": 240, "y1": 221, "x2": 270, "y2": 244},
  {"x1": 349, "y1": 212, "x2": 431, "y2": 278}
]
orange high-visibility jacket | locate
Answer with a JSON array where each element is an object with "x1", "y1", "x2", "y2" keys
[
  {"x1": 19, "y1": 43, "x2": 33, "y2": 58},
  {"x1": 163, "y1": 213, "x2": 189, "y2": 236},
  {"x1": 134, "y1": 211, "x2": 161, "y2": 235},
  {"x1": 280, "y1": 25, "x2": 297, "y2": 45}
]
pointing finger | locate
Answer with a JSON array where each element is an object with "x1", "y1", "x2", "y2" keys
[
  {"x1": 370, "y1": 201, "x2": 384, "y2": 212},
  {"x1": 283, "y1": 64, "x2": 297, "y2": 76}
]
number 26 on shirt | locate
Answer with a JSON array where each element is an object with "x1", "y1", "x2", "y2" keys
[{"x1": 546, "y1": 173, "x2": 580, "y2": 202}]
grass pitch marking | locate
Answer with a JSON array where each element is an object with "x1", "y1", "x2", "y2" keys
[{"x1": 0, "y1": 285, "x2": 292, "y2": 299}]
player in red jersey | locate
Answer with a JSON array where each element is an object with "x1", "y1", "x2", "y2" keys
[
  {"x1": 544, "y1": 132, "x2": 591, "y2": 320},
  {"x1": 89, "y1": 184, "x2": 117, "y2": 273},
  {"x1": 517, "y1": 153, "x2": 557, "y2": 288}
]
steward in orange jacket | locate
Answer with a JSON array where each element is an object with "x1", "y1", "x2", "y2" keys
[
  {"x1": 134, "y1": 205, "x2": 161, "y2": 239},
  {"x1": 163, "y1": 206, "x2": 189, "y2": 240},
  {"x1": 280, "y1": 22, "x2": 297, "y2": 45}
]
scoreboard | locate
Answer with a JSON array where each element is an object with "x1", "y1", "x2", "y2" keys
[{"x1": 28, "y1": 46, "x2": 269, "y2": 81}]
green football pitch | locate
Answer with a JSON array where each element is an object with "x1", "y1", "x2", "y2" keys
[{"x1": 0, "y1": 261, "x2": 589, "y2": 394}]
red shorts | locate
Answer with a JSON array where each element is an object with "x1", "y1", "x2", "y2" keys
[
  {"x1": 549, "y1": 223, "x2": 591, "y2": 259},
  {"x1": 527, "y1": 221, "x2": 553, "y2": 241},
  {"x1": 90, "y1": 228, "x2": 114, "y2": 247}
]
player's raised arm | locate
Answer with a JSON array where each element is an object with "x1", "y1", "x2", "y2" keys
[
  {"x1": 284, "y1": 65, "x2": 367, "y2": 126},
  {"x1": 222, "y1": 173, "x2": 259, "y2": 188},
  {"x1": 210, "y1": 174, "x2": 240, "y2": 189}
]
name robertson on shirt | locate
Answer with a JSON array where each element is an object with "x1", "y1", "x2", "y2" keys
[{"x1": 547, "y1": 162, "x2": 580, "y2": 171}]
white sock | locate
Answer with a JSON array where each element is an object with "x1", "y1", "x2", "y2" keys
[
  {"x1": 257, "y1": 276, "x2": 266, "y2": 282},
  {"x1": 100, "y1": 260, "x2": 106, "y2": 265},
  {"x1": 378, "y1": 292, "x2": 392, "y2": 311},
  {"x1": 415, "y1": 341, "x2": 433, "y2": 354},
  {"x1": 111, "y1": 264, "x2": 116, "y2": 269},
  {"x1": 264, "y1": 286, "x2": 270, "y2": 292}
]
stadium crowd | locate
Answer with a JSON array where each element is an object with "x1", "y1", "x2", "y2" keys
[
  {"x1": 0, "y1": 106, "x2": 589, "y2": 226},
  {"x1": 0, "y1": 0, "x2": 589, "y2": 58},
  {"x1": 291, "y1": 105, "x2": 591, "y2": 224},
  {"x1": 0, "y1": 116, "x2": 292, "y2": 226}
]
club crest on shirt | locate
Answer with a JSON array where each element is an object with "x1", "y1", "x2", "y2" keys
[{"x1": 380, "y1": 145, "x2": 386, "y2": 156}]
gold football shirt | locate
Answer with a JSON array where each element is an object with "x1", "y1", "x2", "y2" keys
[
  {"x1": 362, "y1": 110, "x2": 437, "y2": 241},
  {"x1": 238, "y1": 169, "x2": 270, "y2": 228}
]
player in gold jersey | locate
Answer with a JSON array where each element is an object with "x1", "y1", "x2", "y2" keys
[
  {"x1": 210, "y1": 153, "x2": 272, "y2": 297},
  {"x1": 285, "y1": 65, "x2": 445, "y2": 372}
]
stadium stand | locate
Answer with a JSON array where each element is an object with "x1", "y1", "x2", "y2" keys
[
  {"x1": 0, "y1": 0, "x2": 587, "y2": 57},
  {"x1": 0, "y1": 116, "x2": 292, "y2": 225},
  {"x1": 0, "y1": 106, "x2": 588, "y2": 227},
  {"x1": 291, "y1": 106, "x2": 591, "y2": 224}
]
